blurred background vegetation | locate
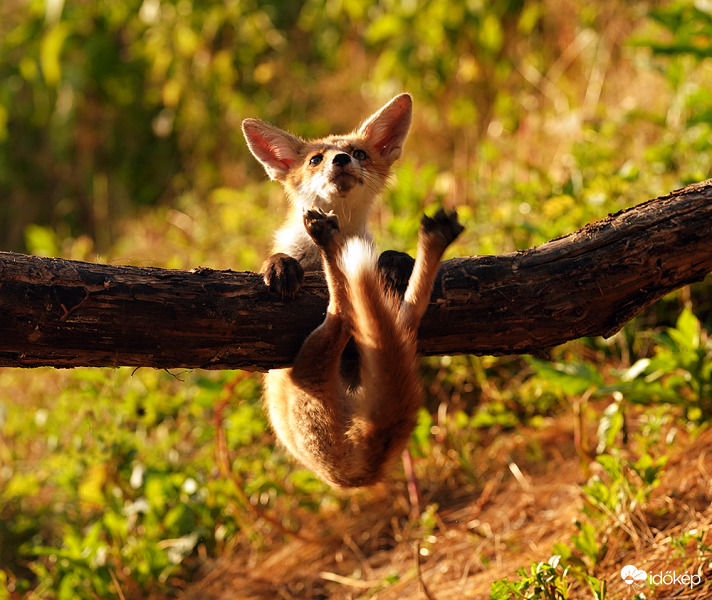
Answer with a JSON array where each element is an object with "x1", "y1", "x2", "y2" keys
[
  {"x1": 2, "y1": 0, "x2": 710, "y2": 264},
  {"x1": 1, "y1": 0, "x2": 712, "y2": 598}
]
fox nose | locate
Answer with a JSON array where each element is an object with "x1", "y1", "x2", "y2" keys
[{"x1": 332, "y1": 153, "x2": 351, "y2": 167}]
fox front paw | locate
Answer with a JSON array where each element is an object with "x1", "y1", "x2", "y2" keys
[
  {"x1": 420, "y1": 208, "x2": 464, "y2": 248},
  {"x1": 303, "y1": 207, "x2": 341, "y2": 251},
  {"x1": 263, "y1": 253, "x2": 305, "y2": 299},
  {"x1": 378, "y1": 250, "x2": 415, "y2": 295}
]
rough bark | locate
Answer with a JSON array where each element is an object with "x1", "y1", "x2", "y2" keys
[{"x1": 1, "y1": 180, "x2": 711, "y2": 371}]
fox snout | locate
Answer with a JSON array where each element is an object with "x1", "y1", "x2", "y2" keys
[
  {"x1": 323, "y1": 153, "x2": 361, "y2": 193},
  {"x1": 332, "y1": 153, "x2": 351, "y2": 168}
]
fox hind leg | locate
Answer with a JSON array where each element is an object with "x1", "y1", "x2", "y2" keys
[
  {"x1": 398, "y1": 208, "x2": 464, "y2": 333},
  {"x1": 289, "y1": 208, "x2": 353, "y2": 393}
]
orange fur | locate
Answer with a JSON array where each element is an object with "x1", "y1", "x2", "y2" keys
[{"x1": 242, "y1": 96, "x2": 463, "y2": 487}]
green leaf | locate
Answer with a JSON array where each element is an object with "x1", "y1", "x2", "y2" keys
[
  {"x1": 551, "y1": 542, "x2": 572, "y2": 562},
  {"x1": 670, "y1": 307, "x2": 700, "y2": 351},
  {"x1": 24, "y1": 224, "x2": 60, "y2": 257},
  {"x1": 528, "y1": 358, "x2": 603, "y2": 395},
  {"x1": 0, "y1": 571, "x2": 9, "y2": 600},
  {"x1": 364, "y1": 14, "x2": 403, "y2": 44},
  {"x1": 480, "y1": 13, "x2": 504, "y2": 53},
  {"x1": 410, "y1": 408, "x2": 432, "y2": 456},
  {"x1": 596, "y1": 454, "x2": 622, "y2": 480},
  {"x1": 3, "y1": 472, "x2": 41, "y2": 500},
  {"x1": 573, "y1": 521, "x2": 600, "y2": 562},
  {"x1": 40, "y1": 23, "x2": 70, "y2": 86},
  {"x1": 596, "y1": 401, "x2": 624, "y2": 453},
  {"x1": 632, "y1": 453, "x2": 668, "y2": 488}
]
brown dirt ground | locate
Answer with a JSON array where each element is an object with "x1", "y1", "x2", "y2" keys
[{"x1": 183, "y1": 414, "x2": 712, "y2": 600}]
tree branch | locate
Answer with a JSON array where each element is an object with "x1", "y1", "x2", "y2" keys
[{"x1": 1, "y1": 180, "x2": 711, "y2": 370}]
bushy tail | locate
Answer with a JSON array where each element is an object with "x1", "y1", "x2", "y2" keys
[
  {"x1": 338, "y1": 237, "x2": 422, "y2": 479},
  {"x1": 338, "y1": 237, "x2": 414, "y2": 360}
]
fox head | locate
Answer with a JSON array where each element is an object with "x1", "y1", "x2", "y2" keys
[{"x1": 242, "y1": 94, "x2": 412, "y2": 234}]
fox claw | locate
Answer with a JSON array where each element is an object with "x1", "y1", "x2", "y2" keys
[
  {"x1": 263, "y1": 253, "x2": 305, "y2": 299},
  {"x1": 304, "y1": 207, "x2": 341, "y2": 249},
  {"x1": 420, "y1": 208, "x2": 464, "y2": 247}
]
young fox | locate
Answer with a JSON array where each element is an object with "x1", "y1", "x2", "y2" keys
[{"x1": 242, "y1": 96, "x2": 463, "y2": 487}]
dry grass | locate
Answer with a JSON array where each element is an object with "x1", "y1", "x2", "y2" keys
[{"x1": 182, "y1": 411, "x2": 712, "y2": 600}]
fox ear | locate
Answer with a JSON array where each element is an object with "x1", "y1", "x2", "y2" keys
[
  {"x1": 358, "y1": 93, "x2": 412, "y2": 163},
  {"x1": 242, "y1": 119, "x2": 305, "y2": 181}
]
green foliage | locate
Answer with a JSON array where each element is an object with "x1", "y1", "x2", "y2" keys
[
  {"x1": 526, "y1": 308, "x2": 709, "y2": 582},
  {"x1": 526, "y1": 359, "x2": 604, "y2": 397},
  {"x1": 0, "y1": 368, "x2": 330, "y2": 598},
  {"x1": 491, "y1": 557, "x2": 572, "y2": 600},
  {"x1": 410, "y1": 408, "x2": 434, "y2": 458},
  {"x1": 600, "y1": 308, "x2": 712, "y2": 422},
  {"x1": 581, "y1": 452, "x2": 667, "y2": 525},
  {"x1": 669, "y1": 529, "x2": 711, "y2": 558},
  {"x1": 1, "y1": 0, "x2": 670, "y2": 256},
  {"x1": 529, "y1": 308, "x2": 712, "y2": 430},
  {"x1": 490, "y1": 555, "x2": 606, "y2": 600},
  {"x1": 0, "y1": 0, "x2": 301, "y2": 250},
  {"x1": 636, "y1": 0, "x2": 712, "y2": 61},
  {"x1": 630, "y1": 0, "x2": 712, "y2": 185}
]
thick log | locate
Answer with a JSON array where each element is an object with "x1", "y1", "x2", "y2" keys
[{"x1": 1, "y1": 180, "x2": 711, "y2": 370}]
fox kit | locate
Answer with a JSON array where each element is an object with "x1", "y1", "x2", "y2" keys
[{"x1": 242, "y1": 95, "x2": 463, "y2": 487}]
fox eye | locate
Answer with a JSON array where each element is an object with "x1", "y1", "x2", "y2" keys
[
  {"x1": 352, "y1": 149, "x2": 368, "y2": 161},
  {"x1": 309, "y1": 154, "x2": 323, "y2": 167}
]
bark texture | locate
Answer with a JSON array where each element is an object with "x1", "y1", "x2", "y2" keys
[{"x1": 1, "y1": 180, "x2": 711, "y2": 370}]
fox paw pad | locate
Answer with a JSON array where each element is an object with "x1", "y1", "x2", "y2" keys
[
  {"x1": 420, "y1": 208, "x2": 464, "y2": 246},
  {"x1": 304, "y1": 207, "x2": 341, "y2": 247}
]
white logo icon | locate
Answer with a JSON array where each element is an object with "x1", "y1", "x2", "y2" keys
[{"x1": 621, "y1": 564, "x2": 647, "y2": 586}]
